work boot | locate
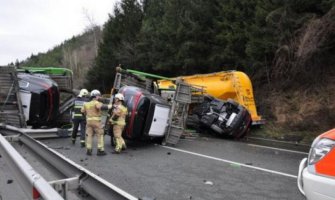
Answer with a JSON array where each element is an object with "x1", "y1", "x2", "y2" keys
[
  {"x1": 112, "y1": 149, "x2": 121, "y2": 154},
  {"x1": 71, "y1": 138, "x2": 75, "y2": 144},
  {"x1": 121, "y1": 144, "x2": 127, "y2": 150},
  {"x1": 97, "y1": 150, "x2": 106, "y2": 156},
  {"x1": 110, "y1": 137, "x2": 116, "y2": 147},
  {"x1": 86, "y1": 149, "x2": 92, "y2": 156}
]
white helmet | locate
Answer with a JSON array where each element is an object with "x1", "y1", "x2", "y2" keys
[
  {"x1": 78, "y1": 89, "x2": 89, "y2": 97},
  {"x1": 90, "y1": 89, "x2": 101, "y2": 97},
  {"x1": 115, "y1": 93, "x2": 124, "y2": 101}
]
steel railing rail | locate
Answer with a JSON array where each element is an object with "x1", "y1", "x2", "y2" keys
[
  {"x1": 0, "y1": 134, "x2": 64, "y2": 200},
  {"x1": 0, "y1": 124, "x2": 138, "y2": 200},
  {"x1": 21, "y1": 127, "x2": 71, "y2": 139},
  {"x1": 0, "y1": 123, "x2": 70, "y2": 139},
  {"x1": 246, "y1": 136, "x2": 311, "y2": 147}
]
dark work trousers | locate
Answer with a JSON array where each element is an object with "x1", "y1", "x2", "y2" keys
[{"x1": 71, "y1": 118, "x2": 86, "y2": 142}]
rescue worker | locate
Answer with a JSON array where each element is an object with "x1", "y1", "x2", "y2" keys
[
  {"x1": 110, "y1": 93, "x2": 128, "y2": 154},
  {"x1": 71, "y1": 88, "x2": 89, "y2": 147},
  {"x1": 81, "y1": 89, "x2": 112, "y2": 156}
]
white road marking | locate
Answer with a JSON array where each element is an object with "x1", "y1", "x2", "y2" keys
[
  {"x1": 161, "y1": 145, "x2": 298, "y2": 179},
  {"x1": 247, "y1": 144, "x2": 309, "y2": 155}
]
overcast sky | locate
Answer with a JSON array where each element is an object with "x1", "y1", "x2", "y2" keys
[{"x1": 0, "y1": 0, "x2": 118, "y2": 65}]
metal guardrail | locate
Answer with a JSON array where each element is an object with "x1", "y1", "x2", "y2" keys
[
  {"x1": 20, "y1": 127, "x2": 71, "y2": 139},
  {"x1": 0, "y1": 66, "x2": 27, "y2": 128},
  {"x1": 246, "y1": 136, "x2": 311, "y2": 147},
  {"x1": 0, "y1": 134, "x2": 64, "y2": 200},
  {"x1": 0, "y1": 125, "x2": 138, "y2": 200},
  {"x1": 0, "y1": 124, "x2": 70, "y2": 139}
]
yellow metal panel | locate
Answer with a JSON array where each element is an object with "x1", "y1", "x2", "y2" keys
[{"x1": 157, "y1": 71, "x2": 262, "y2": 123}]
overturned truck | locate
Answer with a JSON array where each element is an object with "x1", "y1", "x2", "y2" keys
[
  {"x1": 119, "y1": 86, "x2": 170, "y2": 140},
  {"x1": 0, "y1": 66, "x2": 74, "y2": 129},
  {"x1": 111, "y1": 67, "x2": 258, "y2": 141},
  {"x1": 0, "y1": 66, "x2": 258, "y2": 144}
]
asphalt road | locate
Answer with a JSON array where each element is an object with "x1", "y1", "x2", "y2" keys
[
  {"x1": 0, "y1": 134, "x2": 307, "y2": 200},
  {"x1": 0, "y1": 155, "x2": 28, "y2": 200}
]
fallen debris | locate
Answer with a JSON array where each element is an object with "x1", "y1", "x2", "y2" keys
[
  {"x1": 203, "y1": 180, "x2": 214, "y2": 185},
  {"x1": 230, "y1": 163, "x2": 241, "y2": 168}
]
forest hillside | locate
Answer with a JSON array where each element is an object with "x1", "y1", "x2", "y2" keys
[{"x1": 19, "y1": 0, "x2": 335, "y2": 142}]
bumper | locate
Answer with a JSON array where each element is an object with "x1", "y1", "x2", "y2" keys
[{"x1": 298, "y1": 158, "x2": 335, "y2": 200}]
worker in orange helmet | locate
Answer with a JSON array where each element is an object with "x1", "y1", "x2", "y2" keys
[
  {"x1": 81, "y1": 89, "x2": 112, "y2": 156},
  {"x1": 110, "y1": 93, "x2": 128, "y2": 154}
]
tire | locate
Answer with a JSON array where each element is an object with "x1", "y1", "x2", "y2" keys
[
  {"x1": 239, "y1": 120, "x2": 252, "y2": 139},
  {"x1": 229, "y1": 109, "x2": 252, "y2": 139}
]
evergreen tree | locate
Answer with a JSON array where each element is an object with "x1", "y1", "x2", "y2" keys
[
  {"x1": 139, "y1": 0, "x2": 218, "y2": 75},
  {"x1": 86, "y1": 0, "x2": 143, "y2": 92}
]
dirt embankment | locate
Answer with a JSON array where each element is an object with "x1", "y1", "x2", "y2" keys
[{"x1": 254, "y1": 8, "x2": 335, "y2": 143}]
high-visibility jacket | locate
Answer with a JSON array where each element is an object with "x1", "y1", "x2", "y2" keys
[
  {"x1": 110, "y1": 104, "x2": 128, "y2": 126},
  {"x1": 72, "y1": 96, "x2": 89, "y2": 120},
  {"x1": 81, "y1": 100, "x2": 103, "y2": 121}
]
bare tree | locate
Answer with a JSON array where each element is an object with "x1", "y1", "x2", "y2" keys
[{"x1": 82, "y1": 8, "x2": 100, "y2": 56}]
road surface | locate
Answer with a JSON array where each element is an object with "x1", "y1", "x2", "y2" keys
[{"x1": 0, "y1": 134, "x2": 307, "y2": 200}]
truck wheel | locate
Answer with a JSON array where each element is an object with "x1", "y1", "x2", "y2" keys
[
  {"x1": 233, "y1": 111, "x2": 252, "y2": 139},
  {"x1": 236, "y1": 119, "x2": 252, "y2": 139}
]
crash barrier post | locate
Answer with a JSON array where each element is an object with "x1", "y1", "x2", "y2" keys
[
  {"x1": 0, "y1": 134, "x2": 64, "y2": 200},
  {"x1": 0, "y1": 125, "x2": 138, "y2": 200}
]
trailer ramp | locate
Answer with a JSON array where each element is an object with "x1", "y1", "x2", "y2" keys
[
  {"x1": 0, "y1": 66, "x2": 26, "y2": 128},
  {"x1": 163, "y1": 80, "x2": 192, "y2": 145}
]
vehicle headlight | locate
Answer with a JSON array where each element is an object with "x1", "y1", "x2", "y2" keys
[{"x1": 308, "y1": 138, "x2": 335, "y2": 165}]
